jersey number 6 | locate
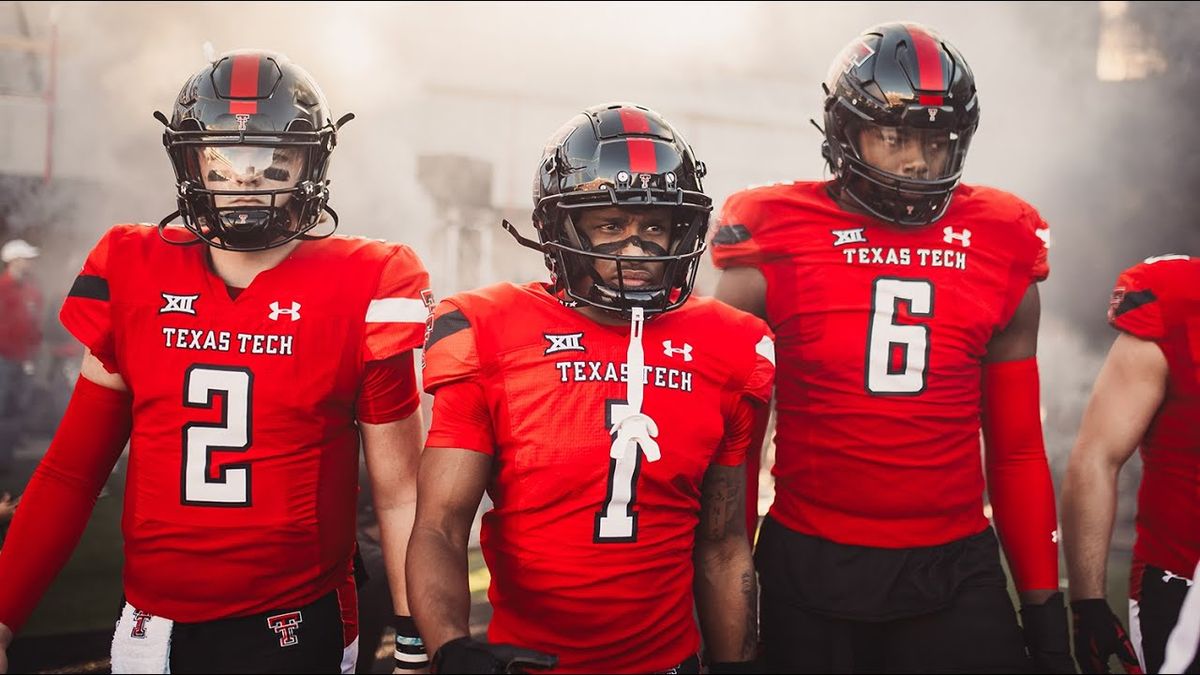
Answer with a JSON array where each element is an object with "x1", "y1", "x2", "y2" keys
[{"x1": 865, "y1": 278, "x2": 934, "y2": 395}]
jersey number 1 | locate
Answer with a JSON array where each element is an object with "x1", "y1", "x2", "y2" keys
[
  {"x1": 866, "y1": 278, "x2": 933, "y2": 395},
  {"x1": 182, "y1": 365, "x2": 253, "y2": 506},
  {"x1": 595, "y1": 399, "x2": 643, "y2": 543}
]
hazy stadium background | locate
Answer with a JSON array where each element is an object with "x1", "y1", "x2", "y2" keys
[{"x1": 1, "y1": 1, "x2": 1197, "y2": 671}]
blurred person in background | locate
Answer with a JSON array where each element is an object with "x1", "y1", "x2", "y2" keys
[
  {"x1": 1063, "y1": 254, "x2": 1199, "y2": 674},
  {"x1": 0, "y1": 50, "x2": 432, "y2": 674},
  {"x1": 711, "y1": 22, "x2": 1072, "y2": 673},
  {"x1": 0, "y1": 239, "x2": 43, "y2": 475}
]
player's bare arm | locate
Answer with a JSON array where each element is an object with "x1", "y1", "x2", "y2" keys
[
  {"x1": 406, "y1": 446, "x2": 491, "y2": 656},
  {"x1": 81, "y1": 348, "x2": 127, "y2": 391},
  {"x1": 361, "y1": 407, "x2": 426, "y2": 673},
  {"x1": 1063, "y1": 332, "x2": 1167, "y2": 600},
  {"x1": 693, "y1": 462, "x2": 757, "y2": 664},
  {"x1": 713, "y1": 266, "x2": 767, "y2": 321}
]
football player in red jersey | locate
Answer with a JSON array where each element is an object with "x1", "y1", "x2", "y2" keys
[
  {"x1": 1063, "y1": 255, "x2": 1200, "y2": 674},
  {"x1": 0, "y1": 51, "x2": 433, "y2": 674},
  {"x1": 407, "y1": 103, "x2": 775, "y2": 674},
  {"x1": 711, "y1": 23, "x2": 1073, "y2": 673}
]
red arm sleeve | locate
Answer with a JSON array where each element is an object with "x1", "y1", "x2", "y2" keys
[
  {"x1": 981, "y1": 357, "x2": 1060, "y2": 593},
  {"x1": 356, "y1": 352, "x2": 420, "y2": 424},
  {"x1": 0, "y1": 376, "x2": 132, "y2": 632}
]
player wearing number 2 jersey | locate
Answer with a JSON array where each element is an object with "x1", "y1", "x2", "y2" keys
[
  {"x1": 408, "y1": 104, "x2": 775, "y2": 674},
  {"x1": 0, "y1": 52, "x2": 432, "y2": 674},
  {"x1": 712, "y1": 23, "x2": 1072, "y2": 674}
]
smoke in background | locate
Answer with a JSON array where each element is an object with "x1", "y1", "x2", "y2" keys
[{"x1": 1, "y1": 0, "x2": 1197, "y2": 479}]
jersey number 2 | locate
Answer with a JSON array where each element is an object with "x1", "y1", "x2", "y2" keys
[
  {"x1": 182, "y1": 365, "x2": 253, "y2": 506},
  {"x1": 866, "y1": 278, "x2": 934, "y2": 395}
]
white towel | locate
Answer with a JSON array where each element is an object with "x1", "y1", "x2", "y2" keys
[{"x1": 111, "y1": 602, "x2": 173, "y2": 674}]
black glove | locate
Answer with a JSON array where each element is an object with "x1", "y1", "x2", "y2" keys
[
  {"x1": 1020, "y1": 592, "x2": 1076, "y2": 673},
  {"x1": 432, "y1": 636, "x2": 558, "y2": 674},
  {"x1": 1071, "y1": 598, "x2": 1143, "y2": 674}
]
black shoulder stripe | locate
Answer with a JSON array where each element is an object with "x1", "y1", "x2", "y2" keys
[
  {"x1": 68, "y1": 275, "x2": 109, "y2": 301},
  {"x1": 712, "y1": 224, "x2": 752, "y2": 246},
  {"x1": 1113, "y1": 289, "x2": 1157, "y2": 318},
  {"x1": 424, "y1": 309, "x2": 470, "y2": 351}
]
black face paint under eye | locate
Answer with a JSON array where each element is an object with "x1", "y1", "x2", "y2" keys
[
  {"x1": 207, "y1": 170, "x2": 229, "y2": 182},
  {"x1": 263, "y1": 167, "x2": 292, "y2": 182},
  {"x1": 590, "y1": 235, "x2": 668, "y2": 256}
]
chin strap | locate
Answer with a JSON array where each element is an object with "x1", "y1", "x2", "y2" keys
[{"x1": 609, "y1": 307, "x2": 661, "y2": 463}]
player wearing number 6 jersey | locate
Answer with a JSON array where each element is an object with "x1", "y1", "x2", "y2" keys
[
  {"x1": 0, "y1": 51, "x2": 432, "y2": 674},
  {"x1": 408, "y1": 104, "x2": 775, "y2": 674},
  {"x1": 712, "y1": 22, "x2": 1072, "y2": 673}
]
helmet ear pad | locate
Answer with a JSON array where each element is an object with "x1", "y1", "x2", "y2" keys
[
  {"x1": 158, "y1": 50, "x2": 347, "y2": 252},
  {"x1": 822, "y1": 23, "x2": 980, "y2": 227},
  {"x1": 525, "y1": 103, "x2": 712, "y2": 318}
]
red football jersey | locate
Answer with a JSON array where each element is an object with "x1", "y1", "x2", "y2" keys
[
  {"x1": 422, "y1": 282, "x2": 774, "y2": 674},
  {"x1": 59, "y1": 224, "x2": 431, "y2": 622},
  {"x1": 1108, "y1": 255, "x2": 1200, "y2": 578},
  {"x1": 711, "y1": 180, "x2": 1049, "y2": 548}
]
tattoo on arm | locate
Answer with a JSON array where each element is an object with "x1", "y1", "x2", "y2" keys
[
  {"x1": 741, "y1": 569, "x2": 758, "y2": 659},
  {"x1": 700, "y1": 464, "x2": 746, "y2": 541}
]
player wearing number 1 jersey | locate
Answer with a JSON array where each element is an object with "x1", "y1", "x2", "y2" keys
[
  {"x1": 0, "y1": 51, "x2": 431, "y2": 674},
  {"x1": 408, "y1": 104, "x2": 775, "y2": 674},
  {"x1": 712, "y1": 23, "x2": 1072, "y2": 673}
]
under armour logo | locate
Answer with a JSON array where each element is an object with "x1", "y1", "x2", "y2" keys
[
  {"x1": 235, "y1": 113, "x2": 250, "y2": 131},
  {"x1": 268, "y1": 301, "x2": 301, "y2": 321},
  {"x1": 160, "y1": 293, "x2": 200, "y2": 315},
  {"x1": 130, "y1": 610, "x2": 152, "y2": 639},
  {"x1": 236, "y1": 213, "x2": 249, "y2": 224},
  {"x1": 266, "y1": 611, "x2": 303, "y2": 647},
  {"x1": 662, "y1": 340, "x2": 693, "y2": 362},
  {"x1": 639, "y1": 173, "x2": 652, "y2": 188},
  {"x1": 1162, "y1": 570, "x2": 1195, "y2": 587},
  {"x1": 832, "y1": 228, "x2": 867, "y2": 247},
  {"x1": 927, "y1": 108, "x2": 939, "y2": 122},
  {"x1": 943, "y1": 226, "x2": 971, "y2": 247},
  {"x1": 544, "y1": 332, "x2": 585, "y2": 355},
  {"x1": 1051, "y1": 529, "x2": 1059, "y2": 544}
]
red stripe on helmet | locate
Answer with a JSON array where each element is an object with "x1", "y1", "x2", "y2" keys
[
  {"x1": 907, "y1": 25, "x2": 945, "y2": 106},
  {"x1": 619, "y1": 107, "x2": 651, "y2": 134},
  {"x1": 228, "y1": 54, "x2": 260, "y2": 115},
  {"x1": 626, "y1": 138, "x2": 657, "y2": 174}
]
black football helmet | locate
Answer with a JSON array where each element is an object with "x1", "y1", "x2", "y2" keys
[
  {"x1": 504, "y1": 103, "x2": 711, "y2": 316},
  {"x1": 822, "y1": 22, "x2": 980, "y2": 226},
  {"x1": 155, "y1": 50, "x2": 353, "y2": 251}
]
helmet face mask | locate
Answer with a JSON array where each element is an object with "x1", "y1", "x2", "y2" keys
[
  {"x1": 158, "y1": 51, "x2": 350, "y2": 252},
  {"x1": 518, "y1": 103, "x2": 712, "y2": 318},
  {"x1": 822, "y1": 23, "x2": 980, "y2": 227}
]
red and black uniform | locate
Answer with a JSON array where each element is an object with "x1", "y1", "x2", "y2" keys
[
  {"x1": 423, "y1": 282, "x2": 774, "y2": 674},
  {"x1": 1108, "y1": 255, "x2": 1200, "y2": 674},
  {"x1": 712, "y1": 180, "x2": 1050, "y2": 672},
  {"x1": 0, "y1": 224, "x2": 430, "y2": 673}
]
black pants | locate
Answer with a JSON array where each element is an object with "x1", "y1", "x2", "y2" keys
[
  {"x1": 119, "y1": 588, "x2": 354, "y2": 674},
  {"x1": 1132, "y1": 561, "x2": 1199, "y2": 674},
  {"x1": 756, "y1": 517, "x2": 1028, "y2": 674}
]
